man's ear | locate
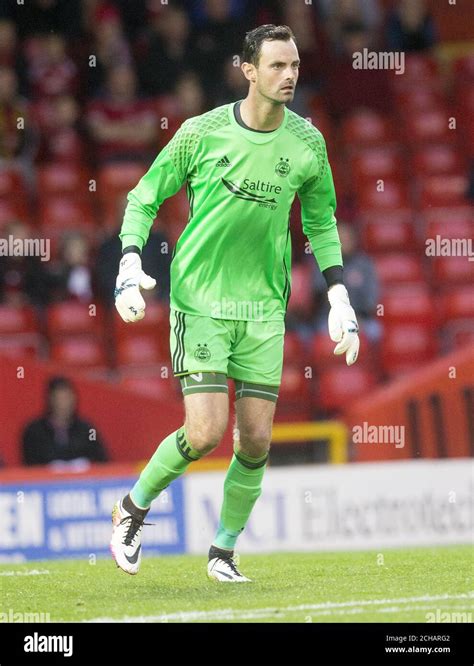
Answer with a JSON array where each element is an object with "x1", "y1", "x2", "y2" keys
[{"x1": 241, "y1": 61, "x2": 256, "y2": 83}]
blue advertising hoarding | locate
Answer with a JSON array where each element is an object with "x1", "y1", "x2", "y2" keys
[{"x1": 0, "y1": 476, "x2": 185, "y2": 561}]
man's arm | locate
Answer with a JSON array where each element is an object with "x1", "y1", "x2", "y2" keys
[
  {"x1": 298, "y1": 137, "x2": 359, "y2": 365},
  {"x1": 120, "y1": 119, "x2": 199, "y2": 252},
  {"x1": 115, "y1": 119, "x2": 200, "y2": 322}
]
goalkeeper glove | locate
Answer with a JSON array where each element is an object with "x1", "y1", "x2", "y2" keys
[
  {"x1": 114, "y1": 252, "x2": 156, "y2": 322},
  {"x1": 327, "y1": 284, "x2": 360, "y2": 366}
]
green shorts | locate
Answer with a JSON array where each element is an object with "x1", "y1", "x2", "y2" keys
[{"x1": 170, "y1": 309, "x2": 285, "y2": 398}]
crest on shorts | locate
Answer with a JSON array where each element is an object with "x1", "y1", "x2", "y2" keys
[
  {"x1": 275, "y1": 157, "x2": 290, "y2": 177},
  {"x1": 194, "y1": 343, "x2": 211, "y2": 362}
]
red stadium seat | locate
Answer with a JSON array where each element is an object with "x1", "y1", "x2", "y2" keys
[
  {"x1": 412, "y1": 145, "x2": 464, "y2": 177},
  {"x1": 431, "y1": 255, "x2": 474, "y2": 286},
  {"x1": 50, "y1": 337, "x2": 107, "y2": 368},
  {"x1": 381, "y1": 284, "x2": 435, "y2": 324},
  {"x1": 380, "y1": 323, "x2": 437, "y2": 376},
  {"x1": 395, "y1": 87, "x2": 445, "y2": 113},
  {"x1": 403, "y1": 109, "x2": 456, "y2": 145},
  {"x1": 0, "y1": 305, "x2": 38, "y2": 335},
  {"x1": 97, "y1": 163, "x2": 146, "y2": 228},
  {"x1": 360, "y1": 210, "x2": 417, "y2": 254},
  {"x1": 316, "y1": 366, "x2": 376, "y2": 413},
  {"x1": 374, "y1": 254, "x2": 425, "y2": 285},
  {"x1": 286, "y1": 263, "x2": 314, "y2": 318},
  {"x1": 357, "y1": 179, "x2": 410, "y2": 211},
  {"x1": 350, "y1": 147, "x2": 403, "y2": 187},
  {"x1": 421, "y1": 205, "x2": 473, "y2": 229},
  {"x1": 440, "y1": 287, "x2": 474, "y2": 323},
  {"x1": 342, "y1": 110, "x2": 395, "y2": 148},
  {"x1": 39, "y1": 195, "x2": 96, "y2": 228},
  {"x1": 0, "y1": 167, "x2": 27, "y2": 200},
  {"x1": 0, "y1": 198, "x2": 30, "y2": 226},
  {"x1": 47, "y1": 302, "x2": 103, "y2": 338},
  {"x1": 424, "y1": 216, "x2": 474, "y2": 243},
  {"x1": 418, "y1": 174, "x2": 468, "y2": 208},
  {"x1": 116, "y1": 334, "x2": 167, "y2": 367},
  {"x1": 37, "y1": 164, "x2": 89, "y2": 195},
  {"x1": 277, "y1": 363, "x2": 312, "y2": 421},
  {"x1": 283, "y1": 330, "x2": 306, "y2": 365}
]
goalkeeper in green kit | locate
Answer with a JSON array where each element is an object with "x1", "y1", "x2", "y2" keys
[{"x1": 110, "y1": 25, "x2": 359, "y2": 582}]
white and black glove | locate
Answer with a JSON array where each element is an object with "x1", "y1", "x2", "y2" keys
[
  {"x1": 114, "y1": 252, "x2": 156, "y2": 323},
  {"x1": 327, "y1": 284, "x2": 360, "y2": 366}
]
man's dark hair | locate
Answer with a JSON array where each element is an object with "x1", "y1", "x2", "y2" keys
[{"x1": 242, "y1": 24, "x2": 296, "y2": 66}]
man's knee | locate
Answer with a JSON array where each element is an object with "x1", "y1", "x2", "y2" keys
[
  {"x1": 185, "y1": 419, "x2": 227, "y2": 455},
  {"x1": 237, "y1": 425, "x2": 272, "y2": 458}
]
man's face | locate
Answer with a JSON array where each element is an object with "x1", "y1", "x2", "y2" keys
[{"x1": 247, "y1": 38, "x2": 300, "y2": 105}]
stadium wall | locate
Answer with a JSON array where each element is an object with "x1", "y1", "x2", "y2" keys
[
  {"x1": 345, "y1": 345, "x2": 474, "y2": 462},
  {"x1": 1, "y1": 459, "x2": 471, "y2": 561}
]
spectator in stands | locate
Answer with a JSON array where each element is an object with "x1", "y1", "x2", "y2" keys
[
  {"x1": 386, "y1": 0, "x2": 437, "y2": 52},
  {"x1": 2, "y1": 0, "x2": 83, "y2": 38},
  {"x1": 213, "y1": 55, "x2": 248, "y2": 106},
  {"x1": 0, "y1": 220, "x2": 52, "y2": 306},
  {"x1": 318, "y1": 0, "x2": 382, "y2": 40},
  {"x1": 190, "y1": 0, "x2": 246, "y2": 97},
  {"x1": 36, "y1": 94, "x2": 85, "y2": 164},
  {"x1": 321, "y1": 18, "x2": 393, "y2": 118},
  {"x1": 22, "y1": 376, "x2": 108, "y2": 467},
  {"x1": 48, "y1": 231, "x2": 94, "y2": 304},
  {"x1": 95, "y1": 212, "x2": 171, "y2": 308},
  {"x1": 312, "y1": 222, "x2": 381, "y2": 342},
  {"x1": 87, "y1": 2, "x2": 133, "y2": 95},
  {"x1": 138, "y1": 3, "x2": 195, "y2": 96},
  {"x1": 86, "y1": 64, "x2": 158, "y2": 164},
  {"x1": 27, "y1": 34, "x2": 78, "y2": 100},
  {"x1": 0, "y1": 66, "x2": 36, "y2": 162},
  {"x1": 0, "y1": 19, "x2": 27, "y2": 93}
]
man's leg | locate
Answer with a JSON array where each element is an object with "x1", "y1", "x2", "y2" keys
[
  {"x1": 111, "y1": 387, "x2": 228, "y2": 574},
  {"x1": 208, "y1": 389, "x2": 277, "y2": 582}
]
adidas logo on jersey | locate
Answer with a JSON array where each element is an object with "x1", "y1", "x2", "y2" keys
[{"x1": 216, "y1": 156, "x2": 231, "y2": 167}]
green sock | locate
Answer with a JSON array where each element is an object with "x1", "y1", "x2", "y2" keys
[
  {"x1": 213, "y1": 444, "x2": 268, "y2": 551},
  {"x1": 130, "y1": 426, "x2": 201, "y2": 509}
]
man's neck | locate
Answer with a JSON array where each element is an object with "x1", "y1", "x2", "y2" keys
[{"x1": 239, "y1": 95, "x2": 285, "y2": 132}]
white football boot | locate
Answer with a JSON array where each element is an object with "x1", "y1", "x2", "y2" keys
[
  {"x1": 110, "y1": 498, "x2": 149, "y2": 575},
  {"x1": 207, "y1": 546, "x2": 251, "y2": 583}
]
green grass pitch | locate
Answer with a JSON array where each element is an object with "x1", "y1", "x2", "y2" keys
[{"x1": 1, "y1": 545, "x2": 472, "y2": 623}]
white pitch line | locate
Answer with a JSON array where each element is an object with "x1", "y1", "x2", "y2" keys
[
  {"x1": 0, "y1": 569, "x2": 50, "y2": 577},
  {"x1": 85, "y1": 592, "x2": 474, "y2": 623}
]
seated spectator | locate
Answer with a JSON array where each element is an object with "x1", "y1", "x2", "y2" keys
[
  {"x1": 0, "y1": 66, "x2": 36, "y2": 163},
  {"x1": 87, "y1": 3, "x2": 132, "y2": 95},
  {"x1": 48, "y1": 231, "x2": 94, "y2": 303},
  {"x1": 0, "y1": 19, "x2": 27, "y2": 93},
  {"x1": 319, "y1": 0, "x2": 382, "y2": 49},
  {"x1": 5, "y1": 0, "x2": 84, "y2": 39},
  {"x1": 86, "y1": 65, "x2": 158, "y2": 164},
  {"x1": 35, "y1": 94, "x2": 85, "y2": 163},
  {"x1": 22, "y1": 376, "x2": 108, "y2": 467},
  {"x1": 26, "y1": 34, "x2": 78, "y2": 100},
  {"x1": 0, "y1": 220, "x2": 52, "y2": 306},
  {"x1": 138, "y1": 3, "x2": 195, "y2": 95},
  {"x1": 95, "y1": 214, "x2": 171, "y2": 308},
  {"x1": 322, "y1": 20, "x2": 393, "y2": 118},
  {"x1": 190, "y1": 0, "x2": 246, "y2": 97},
  {"x1": 386, "y1": 0, "x2": 437, "y2": 52},
  {"x1": 213, "y1": 56, "x2": 248, "y2": 106},
  {"x1": 312, "y1": 222, "x2": 381, "y2": 342},
  {"x1": 158, "y1": 71, "x2": 208, "y2": 140}
]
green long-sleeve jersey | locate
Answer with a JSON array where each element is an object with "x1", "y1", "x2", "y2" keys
[{"x1": 120, "y1": 102, "x2": 342, "y2": 321}]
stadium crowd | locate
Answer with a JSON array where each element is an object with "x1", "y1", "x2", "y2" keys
[{"x1": 0, "y1": 0, "x2": 473, "y2": 419}]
